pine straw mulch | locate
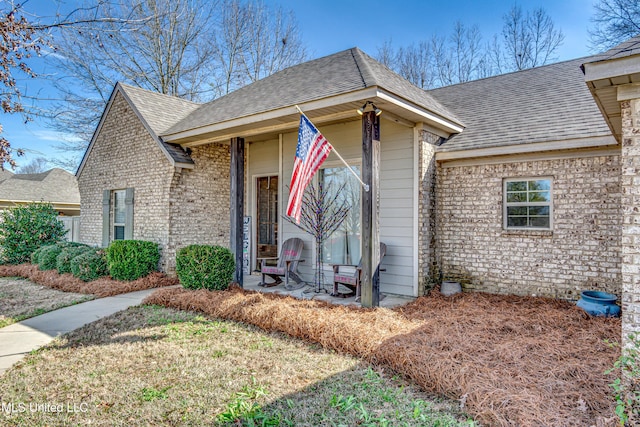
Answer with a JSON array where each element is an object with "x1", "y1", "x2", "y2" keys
[
  {"x1": 144, "y1": 285, "x2": 621, "y2": 427},
  {"x1": 0, "y1": 263, "x2": 178, "y2": 298}
]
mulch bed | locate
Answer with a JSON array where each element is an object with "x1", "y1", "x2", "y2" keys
[
  {"x1": 0, "y1": 264, "x2": 178, "y2": 297},
  {"x1": 143, "y1": 285, "x2": 621, "y2": 427}
]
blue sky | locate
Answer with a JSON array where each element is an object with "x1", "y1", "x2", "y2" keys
[{"x1": 4, "y1": 0, "x2": 595, "y2": 171}]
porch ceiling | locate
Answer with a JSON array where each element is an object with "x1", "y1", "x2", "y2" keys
[{"x1": 161, "y1": 88, "x2": 463, "y2": 146}]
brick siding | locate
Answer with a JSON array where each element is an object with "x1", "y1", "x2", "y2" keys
[
  {"x1": 434, "y1": 155, "x2": 621, "y2": 300},
  {"x1": 78, "y1": 92, "x2": 231, "y2": 273},
  {"x1": 165, "y1": 143, "x2": 231, "y2": 272},
  {"x1": 417, "y1": 129, "x2": 440, "y2": 293},
  {"x1": 621, "y1": 99, "x2": 640, "y2": 340},
  {"x1": 78, "y1": 93, "x2": 174, "y2": 269}
]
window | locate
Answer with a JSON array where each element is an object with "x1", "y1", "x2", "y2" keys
[
  {"x1": 504, "y1": 178, "x2": 552, "y2": 230},
  {"x1": 102, "y1": 188, "x2": 134, "y2": 246},
  {"x1": 319, "y1": 165, "x2": 361, "y2": 265},
  {"x1": 113, "y1": 189, "x2": 126, "y2": 240}
]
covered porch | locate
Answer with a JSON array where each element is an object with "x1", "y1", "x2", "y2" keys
[
  {"x1": 241, "y1": 271, "x2": 414, "y2": 309},
  {"x1": 159, "y1": 48, "x2": 464, "y2": 305}
]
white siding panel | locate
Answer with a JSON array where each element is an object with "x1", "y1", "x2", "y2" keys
[
  {"x1": 249, "y1": 139, "x2": 279, "y2": 176},
  {"x1": 247, "y1": 138, "x2": 280, "y2": 271},
  {"x1": 277, "y1": 119, "x2": 416, "y2": 297}
]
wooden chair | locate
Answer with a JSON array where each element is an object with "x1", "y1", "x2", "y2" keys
[
  {"x1": 257, "y1": 238, "x2": 304, "y2": 287},
  {"x1": 331, "y1": 242, "x2": 387, "y2": 301}
]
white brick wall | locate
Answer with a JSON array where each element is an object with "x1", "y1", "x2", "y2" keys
[
  {"x1": 621, "y1": 99, "x2": 640, "y2": 340},
  {"x1": 78, "y1": 93, "x2": 231, "y2": 273},
  {"x1": 434, "y1": 155, "x2": 621, "y2": 300},
  {"x1": 165, "y1": 143, "x2": 231, "y2": 272},
  {"x1": 78, "y1": 93, "x2": 175, "y2": 269}
]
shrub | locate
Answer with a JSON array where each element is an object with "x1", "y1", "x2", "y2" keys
[
  {"x1": 71, "y1": 249, "x2": 109, "y2": 282},
  {"x1": 31, "y1": 244, "x2": 56, "y2": 265},
  {"x1": 0, "y1": 203, "x2": 66, "y2": 264},
  {"x1": 176, "y1": 244, "x2": 235, "y2": 291},
  {"x1": 106, "y1": 240, "x2": 160, "y2": 281},
  {"x1": 606, "y1": 332, "x2": 640, "y2": 425},
  {"x1": 37, "y1": 244, "x2": 66, "y2": 270},
  {"x1": 56, "y1": 245, "x2": 90, "y2": 274}
]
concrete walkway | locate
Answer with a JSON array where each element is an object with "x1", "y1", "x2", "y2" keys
[{"x1": 0, "y1": 288, "x2": 158, "y2": 376}]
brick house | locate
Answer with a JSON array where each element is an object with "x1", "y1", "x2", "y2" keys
[{"x1": 77, "y1": 37, "x2": 639, "y2": 315}]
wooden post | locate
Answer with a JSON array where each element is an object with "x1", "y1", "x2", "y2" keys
[
  {"x1": 361, "y1": 111, "x2": 381, "y2": 307},
  {"x1": 230, "y1": 137, "x2": 245, "y2": 286}
]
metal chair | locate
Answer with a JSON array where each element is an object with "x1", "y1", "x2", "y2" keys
[
  {"x1": 257, "y1": 237, "x2": 304, "y2": 287},
  {"x1": 331, "y1": 242, "x2": 386, "y2": 301}
]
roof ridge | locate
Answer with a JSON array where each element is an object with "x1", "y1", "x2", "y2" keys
[
  {"x1": 117, "y1": 82, "x2": 201, "y2": 106},
  {"x1": 430, "y1": 55, "x2": 597, "y2": 92},
  {"x1": 350, "y1": 47, "x2": 372, "y2": 88}
]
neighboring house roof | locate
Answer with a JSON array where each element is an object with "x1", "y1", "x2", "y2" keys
[
  {"x1": 76, "y1": 83, "x2": 198, "y2": 177},
  {"x1": 0, "y1": 170, "x2": 14, "y2": 184},
  {"x1": 0, "y1": 168, "x2": 79, "y2": 204},
  {"x1": 430, "y1": 57, "x2": 613, "y2": 153},
  {"x1": 163, "y1": 47, "x2": 463, "y2": 137}
]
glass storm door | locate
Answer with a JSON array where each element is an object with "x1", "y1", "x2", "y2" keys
[{"x1": 256, "y1": 176, "x2": 278, "y2": 259}]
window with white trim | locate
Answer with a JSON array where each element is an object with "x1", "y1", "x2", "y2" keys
[
  {"x1": 113, "y1": 189, "x2": 126, "y2": 240},
  {"x1": 319, "y1": 163, "x2": 361, "y2": 265},
  {"x1": 503, "y1": 178, "x2": 552, "y2": 230}
]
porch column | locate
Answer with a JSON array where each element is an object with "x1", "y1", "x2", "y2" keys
[
  {"x1": 619, "y1": 88, "x2": 640, "y2": 346},
  {"x1": 361, "y1": 111, "x2": 381, "y2": 307},
  {"x1": 230, "y1": 137, "x2": 245, "y2": 286}
]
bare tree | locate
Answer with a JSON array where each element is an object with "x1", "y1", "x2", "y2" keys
[
  {"x1": 433, "y1": 22, "x2": 486, "y2": 86},
  {"x1": 212, "y1": 0, "x2": 306, "y2": 97},
  {"x1": 47, "y1": 0, "x2": 307, "y2": 166},
  {"x1": 375, "y1": 39, "x2": 396, "y2": 69},
  {"x1": 396, "y1": 41, "x2": 436, "y2": 89},
  {"x1": 590, "y1": 0, "x2": 640, "y2": 51},
  {"x1": 379, "y1": 21, "x2": 488, "y2": 88},
  {"x1": 48, "y1": 0, "x2": 218, "y2": 155},
  {"x1": 502, "y1": 5, "x2": 564, "y2": 70},
  {"x1": 240, "y1": 3, "x2": 306, "y2": 84},
  {"x1": 17, "y1": 156, "x2": 48, "y2": 173}
]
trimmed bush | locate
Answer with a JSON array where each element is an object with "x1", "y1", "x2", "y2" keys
[
  {"x1": 37, "y1": 244, "x2": 66, "y2": 271},
  {"x1": 31, "y1": 244, "x2": 56, "y2": 265},
  {"x1": 56, "y1": 245, "x2": 90, "y2": 274},
  {"x1": 176, "y1": 244, "x2": 235, "y2": 291},
  {"x1": 0, "y1": 203, "x2": 66, "y2": 264},
  {"x1": 106, "y1": 240, "x2": 160, "y2": 281},
  {"x1": 71, "y1": 249, "x2": 109, "y2": 282},
  {"x1": 37, "y1": 242, "x2": 88, "y2": 271}
]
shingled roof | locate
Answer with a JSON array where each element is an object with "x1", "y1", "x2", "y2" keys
[
  {"x1": 118, "y1": 83, "x2": 199, "y2": 165},
  {"x1": 164, "y1": 47, "x2": 462, "y2": 137},
  {"x1": 586, "y1": 35, "x2": 640, "y2": 63},
  {"x1": 0, "y1": 168, "x2": 79, "y2": 204},
  {"x1": 429, "y1": 57, "x2": 612, "y2": 152}
]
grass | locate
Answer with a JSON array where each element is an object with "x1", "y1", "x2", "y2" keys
[
  {"x1": 0, "y1": 277, "x2": 94, "y2": 328},
  {"x1": 0, "y1": 305, "x2": 474, "y2": 426}
]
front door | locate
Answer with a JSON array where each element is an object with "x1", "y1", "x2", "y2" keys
[{"x1": 256, "y1": 176, "x2": 278, "y2": 260}]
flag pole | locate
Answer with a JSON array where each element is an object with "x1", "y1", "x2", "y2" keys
[{"x1": 295, "y1": 105, "x2": 369, "y2": 192}]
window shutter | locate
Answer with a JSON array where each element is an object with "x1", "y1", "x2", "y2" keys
[
  {"x1": 124, "y1": 187, "x2": 134, "y2": 239},
  {"x1": 102, "y1": 190, "x2": 110, "y2": 247}
]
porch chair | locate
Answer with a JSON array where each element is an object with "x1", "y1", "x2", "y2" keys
[
  {"x1": 331, "y1": 242, "x2": 387, "y2": 301},
  {"x1": 257, "y1": 237, "x2": 305, "y2": 287}
]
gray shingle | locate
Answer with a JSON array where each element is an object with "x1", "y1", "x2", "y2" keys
[
  {"x1": 587, "y1": 35, "x2": 640, "y2": 63},
  {"x1": 118, "y1": 84, "x2": 199, "y2": 165},
  {"x1": 164, "y1": 48, "x2": 462, "y2": 136},
  {"x1": 430, "y1": 57, "x2": 612, "y2": 152},
  {"x1": 0, "y1": 168, "x2": 79, "y2": 203}
]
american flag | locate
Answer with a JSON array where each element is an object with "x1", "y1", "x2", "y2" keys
[{"x1": 286, "y1": 114, "x2": 333, "y2": 223}]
